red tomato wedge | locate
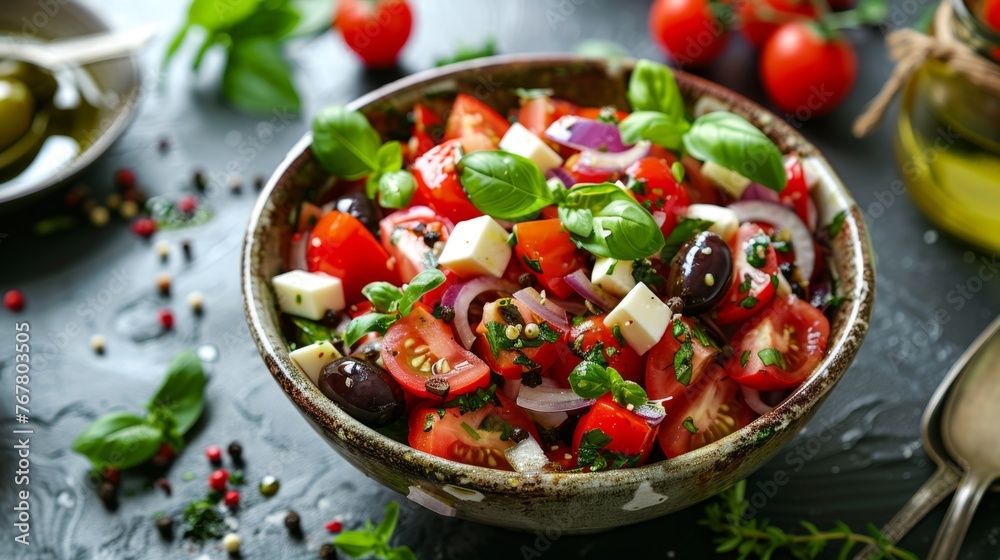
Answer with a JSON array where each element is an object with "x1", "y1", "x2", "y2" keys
[
  {"x1": 409, "y1": 395, "x2": 539, "y2": 470},
  {"x1": 726, "y1": 294, "x2": 829, "y2": 391},
  {"x1": 444, "y1": 93, "x2": 510, "y2": 153},
  {"x1": 713, "y1": 223, "x2": 779, "y2": 325},
  {"x1": 779, "y1": 156, "x2": 811, "y2": 227},
  {"x1": 411, "y1": 139, "x2": 483, "y2": 224},
  {"x1": 513, "y1": 219, "x2": 583, "y2": 299},
  {"x1": 624, "y1": 156, "x2": 690, "y2": 237},
  {"x1": 658, "y1": 365, "x2": 755, "y2": 458},
  {"x1": 645, "y1": 317, "x2": 722, "y2": 413},
  {"x1": 381, "y1": 307, "x2": 490, "y2": 399},
  {"x1": 518, "y1": 96, "x2": 577, "y2": 140},
  {"x1": 378, "y1": 206, "x2": 453, "y2": 284},
  {"x1": 573, "y1": 395, "x2": 658, "y2": 470},
  {"x1": 408, "y1": 103, "x2": 444, "y2": 161},
  {"x1": 307, "y1": 210, "x2": 397, "y2": 304},
  {"x1": 473, "y1": 298, "x2": 560, "y2": 380}
]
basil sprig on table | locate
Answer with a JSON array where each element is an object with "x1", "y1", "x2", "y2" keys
[
  {"x1": 343, "y1": 268, "x2": 446, "y2": 347},
  {"x1": 619, "y1": 59, "x2": 787, "y2": 192},
  {"x1": 457, "y1": 151, "x2": 665, "y2": 260},
  {"x1": 311, "y1": 106, "x2": 417, "y2": 209},
  {"x1": 72, "y1": 352, "x2": 206, "y2": 470}
]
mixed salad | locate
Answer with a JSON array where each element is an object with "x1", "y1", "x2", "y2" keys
[{"x1": 271, "y1": 60, "x2": 846, "y2": 473}]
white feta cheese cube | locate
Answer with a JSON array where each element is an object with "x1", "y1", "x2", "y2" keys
[
  {"x1": 499, "y1": 122, "x2": 564, "y2": 173},
  {"x1": 290, "y1": 341, "x2": 342, "y2": 386},
  {"x1": 700, "y1": 160, "x2": 751, "y2": 198},
  {"x1": 438, "y1": 216, "x2": 512, "y2": 278},
  {"x1": 686, "y1": 204, "x2": 740, "y2": 242},
  {"x1": 603, "y1": 282, "x2": 672, "y2": 356},
  {"x1": 591, "y1": 258, "x2": 636, "y2": 298},
  {"x1": 272, "y1": 270, "x2": 346, "y2": 320}
]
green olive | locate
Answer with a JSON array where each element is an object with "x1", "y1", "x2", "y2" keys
[
  {"x1": 0, "y1": 60, "x2": 57, "y2": 102},
  {"x1": 0, "y1": 79, "x2": 35, "y2": 152}
]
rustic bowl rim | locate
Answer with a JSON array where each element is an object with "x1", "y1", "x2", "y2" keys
[{"x1": 242, "y1": 53, "x2": 875, "y2": 498}]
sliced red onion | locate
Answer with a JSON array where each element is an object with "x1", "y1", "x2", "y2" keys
[
  {"x1": 652, "y1": 211, "x2": 667, "y2": 228},
  {"x1": 504, "y1": 437, "x2": 549, "y2": 472},
  {"x1": 741, "y1": 387, "x2": 774, "y2": 416},
  {"x1": 547, "y1": 296, "x2": 589, "y2": 317},
  {"x1": 513, "y1": 287, "x2": 569, "y2": 331},
  {"x1": 563, "y1": 269, "x2": 621, "y2": 312},
  {"x1": 633, "y1": 401, "x2": 668, "y2": 426},
  {"x1": 524, "y1": 409, "x2": 569, "y2": 430},
  {"x1": 442, "y1": 277, "x2": 519, "y2": 349},
  {"x1": 288, "y1": 233, "x2": 309, "y2": 271},
  {"x1": 740, "y1": 182, "x2": 781, "y2": 203},
  {"x1": 729, "y1": 201, "x2": 816, "y2": 282},
  {"x1": 517, "y1": 384, "x2": 595, "y2": 413},
  {"x1": 578, "y1": 140, "x2": 651, "y2": 172},
  {"x1": 806, "y1": 197, "x2": 818, "y2": 232},
  {"x1": 545, "y1": 167, "x2": 577, "y2": 188},
  {"x1": 545, "y1": 115, "x2": 630, "y2": 153}
]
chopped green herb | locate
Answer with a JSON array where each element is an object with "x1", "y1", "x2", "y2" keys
[
  {"x1": 740, "y1": 350, "x2": 750, "y2": 368},
  {"x1": 739, "y1": 296, "x2": 759, "y2": 309},
  {"x1": 674, "y1": 340, "x2": 694, "y2": 386},
  {"x1": 672, "y1": 318, "x2": 686, "y2": 339},
  {"x1": 661, "y1": 217, "x2": 713, "y2": 262},
  {"x1": 682, "y1": 417, "x2": 698, "y2": 433},
  {"x1": 771, "y1": 273, "x2": 780, "y2": 288},
  {"x1": 513, "y1": 352, "x2": 539, "y2": 370},
  {"x1": 442, "y1": 385, "x2": 498, "y2": 414},
  {"x1": 507, "y1": 230, "x2": 518, "y2": 247},
  {"x1": 538, "y1": 322, "x2": 561, "y2": 343},
  {"x1": 632, "y1": 258, "x2": 665, "y2": 287},
  {"x1": 290, "y1": 316, "x2": 337, "y2": 347},
  {"x1": 738, "y1": 273, "x2": 752, "y2": 293},
  {"x1": 523, "y1": 255, "x2": 543, "y2": 273},
  {"x1": 758, "y1": 348, "x2": 787, "y2": 370},
  {"x1": 671, "y1": 161, "x2": 685, "y2": 183},
  {"x1": 460, "y1": 422, "x2": 481, "y2": 440},
  {"x1": 498, "y1": 299, "x2": 525, "y2": 326},
  {"x1": 611, "y1": 324, "x2": 626, "y2": 347},
  {"x1": 826, "y1": 210, "x2": 847, "y2": 238},
  {"x1": 745, "y1": 233, "x2": 771, "y2": 268},
  {"x1": 689, "y1": 323, "x2": 718, "y2": 349},
  {"x1": 576, "y1": 428, "x2": 641, "y2": 471},
  {"x1": 514, "y1": 87, "x2": 554, "y2": 99},
  {"x1": 772, "y1": 240, "x2": 793, "y2": 253},
  {"x1": 423, "y1": 414, "x2": 435, "y2": 432},
  {"x1": 182, "y1": 496, "x2": 226, "y2": 542}
]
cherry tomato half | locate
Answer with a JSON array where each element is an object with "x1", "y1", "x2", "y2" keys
[
  {"x1": 444, "y1": 93, "x2": 510, "y2": 153},
  {"x1": 513, "y1": 219, "x2": 584, "y2": 299},
  {"x1": 411, "y1": 139, "x2": 483, "y2": 224},
  {"x1": 409, "y1": 395, "x2": 539, "y2": 470},
  {"x1": 381, "y1": 307, "x2": 490, "y2": 399},
  {"x1": 379, "y1": 206, "x2": 453, "y2": 284},
  {"x1": 713, "y1": 223, "x2": 778, "y2": 325},
  {"x1": 474, "y1": 298, "x2": 560, "y2": 380},
  {"x1": 548, "y1": 314, "x2": 645, "y2": 386},
  {"x1": 645, "y1": 317, "x2": 722, "y2": 413},
  {"x1": 573, "y1": 395, "x2": 659, "y2": 469},
  {"x1": 308, "y1": 210, "x2": 397, "y2": 304},
  {"x1": 725, "y1": 294, "x2": 829, "y2": 391},
  {"x1": 658, "y1": 365, "x2": 755, "y2": 457},
  {"x1": 408, "y1": 103, "x2": 444, "y2": 162}
]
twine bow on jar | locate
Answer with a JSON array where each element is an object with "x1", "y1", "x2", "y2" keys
[{"x1": 853, "y1": 0, "x2": 1000, "y2": 137}]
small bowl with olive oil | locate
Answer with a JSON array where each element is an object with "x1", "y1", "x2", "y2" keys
[{"x1": 0, "y1": 0, "x2": 142, "y2": 207}]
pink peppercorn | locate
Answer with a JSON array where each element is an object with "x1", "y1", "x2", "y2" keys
[
  {"x1": 224, "y1": 490, "x2": 240, "y2": 508},
  {"x1": 158, "y1": 309, "x2": 174, "y2": 329},
  {"x1": 4, "y1": 290, "x2": 25, "y2": 312},
  {"x1": 205, "y1": 445, "x2": 222, "y2": 464},
  {"x1": 208, "y1": 469, "x2": 229, "y2": 492},
  {"x1": 325, "y1": 520, "x2": 343, "y2": 533}
]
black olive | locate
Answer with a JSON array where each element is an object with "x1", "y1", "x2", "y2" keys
[
  {"x1": 667, "y1": 231, "x2": 733, "y2": 315},
  {"x1": 318, "y1": 357, "x2": 405, "y2": 427},
  {"x1": 335, "y1": 189, "x2": 382, "y2": 234},
  {"x1": 350, "y1": 338, "x2": 382, "y2": 364}
]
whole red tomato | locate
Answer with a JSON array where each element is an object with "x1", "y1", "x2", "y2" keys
[
  {"x1": 759, "y1": 22, "x2": 857, "y2": 117},
  {"x1": 334, "y1": 0, "x2": 413, "y2": 68},
  {"x1": 649, "y1": 0, "x2": 731, "y2": 67}
]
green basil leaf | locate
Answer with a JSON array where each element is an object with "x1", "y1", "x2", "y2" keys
[
  {"x1": 187, "y1": 0, "x2": 259, "y2": 31},
  {"x1": 311, "y1": 105, "x2": 381, "y2": 179},
  {"x1": 577, "y1": 428, "x2": 613, "y2": 469},
  {"x1": 148, "y1": 351, "x2": 206, "y2": 435},
  {"x1": 457, "y1": 151, "x2": 554, "y2": 220},
  {"x1": 618, "y1": 111, "x2": 690, "y2": 150},
  {"x1": 333, "y1": 530, "x2": 381, "y2": 558},
  {"x1": 758, "y1": 348, "x2": 788, "y2": 370},
  {"x1": 569, "y1": 361, "x2": 615, "y2": 399},
  {"x1": 221, "y1": 38, "x2": 301, "y2": 115},
  {"x1": 557, "y1": 206, "x2": 594, "y2": 238},
  {"x1": 682, "y1": 111, "x2": 787, "y2": 192},
  {"x1": 563, "y1": 182, "x2": 634, "y2": 211},
  {"x1": 674, "y1": 339, "x2": 695, "y2": 386},
  {"x1": 226, "y1": 3, "x2": 301, "y2": 40},
  {"x1": 575, "y1": 198, "x2": 664, "y2": 260},
  {"x1": 378, "y1": 170, "x2": 417, "y2": 209},
  {"x1": 163, "y1": 24, "x2": 190, "y2": 65},
  {"x1": 71, "y1": 412, "x2": 163, "y2": 470},
  {"x1": 387, "y1": 546, "x2": 419, "y2": 560},
  {"x1": 362, "y1": 282, "x2": 403, "y2": 313},
  {"x1": 290, "y1": 317, "x2": 337, "y2": 347},
  {"x1": 627, "y1": 59, "x2": 686, "y2": 120},
  {"x1": 374, "y1": 502, "x2": 399, "y2": 542},
  {"x1": 660, "y1": 217, "x2": 713, "y2": 262},
  {"x1": 671, "y1": 161, "x2": 685, "y2": 183},
  {"x1": 398, "y1": 268, "x2": 446, "y2": 315},
  {"x1": 377, "y1": 141, "x2": 403, "y2": 173},
  {"x1": 611, "y1": 379, "x2": 648, "y2": 408},
  {"x1": 344, "y1": 313, "x2": 398, "y2": 347}
]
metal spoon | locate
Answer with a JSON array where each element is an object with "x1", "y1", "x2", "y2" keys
[
  {"x1": 854, "y1": 315, "x2": 1000, "y2": 560},
  {"x1": 0, "y1": 24, "x2": 155, "y2": 68},
  {"x1": 925, "y1": 315, "x2": 1000, "y2": 559}
]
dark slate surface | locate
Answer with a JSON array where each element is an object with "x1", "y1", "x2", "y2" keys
[{"x1": 2, "y1": 0, "x2": 999, "y2": 558}]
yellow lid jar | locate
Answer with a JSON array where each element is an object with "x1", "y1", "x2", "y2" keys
[{"x1": 895, "y1": 0, "x2": 1000, "y2": 250}]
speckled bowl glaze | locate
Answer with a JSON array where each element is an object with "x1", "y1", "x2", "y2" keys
[{"x1": 242, "y1": 55, "x2": 875, "y2": 533}]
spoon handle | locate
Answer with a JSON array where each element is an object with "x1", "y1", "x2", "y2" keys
[
  {"x1": 852, "y1": 466, "x2": 961, "y2": 560},
  {"x1": 926, "y1": 470, "x2": 994, "y2": 560}
]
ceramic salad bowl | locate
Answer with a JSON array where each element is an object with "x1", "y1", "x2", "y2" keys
[{"x1": 242, "y1": 54, "x2": 875, "y2": 533}]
